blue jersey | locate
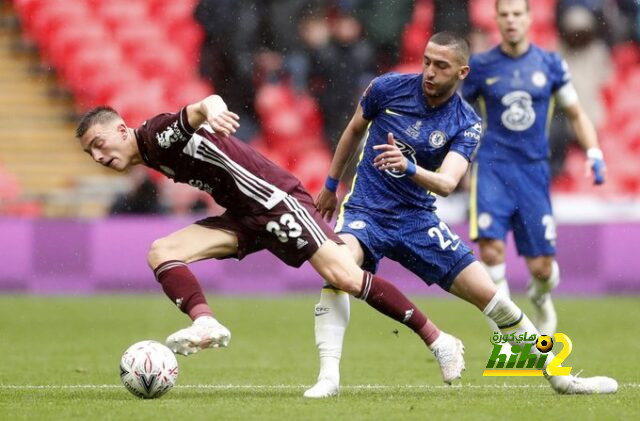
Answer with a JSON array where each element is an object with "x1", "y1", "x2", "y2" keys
[
  {"x1": 344, "y1": 72, "x2": 481, "y2": 215},
  {"x1": 462, "y1": 45, "x2": 570, "y2": 163}
]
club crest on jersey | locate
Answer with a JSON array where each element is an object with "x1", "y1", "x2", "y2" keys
[
  {"x1": 532, "y1": 71, "x2": 547, "y2": 87},
  {"x1": 501, "y1": 91, "x2": 536, "y2": 131},
  {"x1": 156, "y1": 121, "x2": 186, "y2": 149},
  {"x1": 429, "y1": 130, "x2": 447, "y2": 148},
  {"x1": 348, "y1": 220, "x2": 366, "y2": 229},
  {"x1": 404, "y1": 120, "x2": 423, "y2": 139}
]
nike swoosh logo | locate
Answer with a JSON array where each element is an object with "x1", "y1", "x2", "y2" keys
[
  {"x1": 451, "y1": 241, "x2": 461, "y2": 251},
  {"x1": 385, "y1": 108, "x2": 404, "y2": 116},
  {"x1": 485, "y1": 77, "x2": 500, "y2": 86},
  {"x1": 314, "y1": 310, "x2": 330, "y2": 317}
]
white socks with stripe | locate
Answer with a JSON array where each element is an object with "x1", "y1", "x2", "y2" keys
[
  {"x1": 483, "y1": 290, "x2": 567, "y2": 388},
  {"x1": 483, "y1": 263, "x2": 509, "y2": 332},
  {"x1": 313, "y1": 284, "x2": 350, "y2": 384}
]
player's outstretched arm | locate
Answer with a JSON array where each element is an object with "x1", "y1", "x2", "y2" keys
[
  {"x1": 373, "y1": 133, "x2": 468, "y2": 196},
  {"x1": 316, "y1": 104, "x2": 370, "y2": 220},
  {"x1": 563, "y1": 101, "x2": 606, "y2": 184},
  {"x1": 185, "y1": 95, "x2": 240, "y2": 137}
]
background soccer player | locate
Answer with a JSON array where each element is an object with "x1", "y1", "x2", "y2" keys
[
  {"x1": 306, "y1": 31, "x2": 616, "y2": 398},
  {"x1": 461, "y1": 0, "x2": 607, "y2": 335},
  {"x1": 75, "y1": 94, "x2": 456, "y2": 376}
]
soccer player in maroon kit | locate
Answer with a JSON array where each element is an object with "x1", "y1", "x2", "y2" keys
[{"x1": 75, "y1": 94, "x2": 463, "y2": 380}]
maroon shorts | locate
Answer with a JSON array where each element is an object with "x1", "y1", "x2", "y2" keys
[{"x1": 196, "y1": 185, "x2": 343, "y2": 267}]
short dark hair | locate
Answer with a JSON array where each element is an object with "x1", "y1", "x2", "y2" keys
[
  {"x1": 429, "y1": 31, "x2": 471, "y2": 65},
  {"x1": 495, "y1": 0, "x2": 530, "y2": 11},
  {"x1": 75, "y1": 106, "x2": 121, "y2": 138}
]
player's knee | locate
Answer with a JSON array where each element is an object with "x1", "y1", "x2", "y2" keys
[
  {"x1": 479, "y1": 241, "x2": 504, "y2": 265},
  {"x1": 147, "y1": 237, "x2": 176, "y2": 269},
  {"x1": 529, "y1": 259, "x2": 553, "y2": 280}
]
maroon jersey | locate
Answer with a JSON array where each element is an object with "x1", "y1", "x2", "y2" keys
[{"x1": 135, "y1": 107, "x2": 302, "y2": 215}]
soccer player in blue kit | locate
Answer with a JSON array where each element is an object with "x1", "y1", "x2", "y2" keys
[
  {"x1": 304, "y1": 31, "x2": 616, "y2": 398},
  {"x1": 461, "y1": 0, "x2": 606, "y2": 335}
]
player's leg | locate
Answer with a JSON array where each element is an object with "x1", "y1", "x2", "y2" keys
[
  {"x1": 148, "y1": 223, "x2": 238, "y2": 355},
  {"x1": 525, "y1": 255, "x2": 558, "y2": 335},
  {"x1": 512, "y1": 161, "x2": 559, "y2": 335},
  {"x1": 448, "y1": 261, "x2": 617, "y2": 394},
  {"x1": 470, "y1": 162, "x2": 514, "y2": 327},
  {"x1": 304, "y1": 234, "x2": 362, "y2": 398},
  {"x1": 478, "y1": 238, "x2": 510, "y2": 299}
]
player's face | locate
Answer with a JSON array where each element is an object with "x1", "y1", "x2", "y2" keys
[
  {"x1": 79, "y1": 120, "x2": 132, "y2": 172},
  {"x1": 421, "y1": 42, "x2": 469, "y2": 101},
  {"x1": 496, "y1": 0, "x2": 531, "y2": 46}
]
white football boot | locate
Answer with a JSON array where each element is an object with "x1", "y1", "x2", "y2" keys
[
  {"x1": 429, "y1": 332, "x2": 465, "y2": 384},
  {"x1": 550, "y1": 373, "x2": 618, "y2": 395},
  {"x1": 303, "y1": 378, "x2": 340, "y2": 398},
  {"x1": 166, "y1": 316, "x2": 231, "y2": 356},
  {"x1": 528, "y1": 291, "x2": 557, "y2": 336}
]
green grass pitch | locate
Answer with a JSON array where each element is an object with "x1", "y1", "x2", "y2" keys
[{"x1": 0, "y1": 295, "x2": 638, "y2": 420}]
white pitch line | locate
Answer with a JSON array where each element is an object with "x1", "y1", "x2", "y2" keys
[{"x1": 1, "y1": 383, "x2": 639, "y2": 390}]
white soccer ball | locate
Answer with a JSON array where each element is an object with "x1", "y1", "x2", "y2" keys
[{"x1": 119, "y1": 340, "x2": 179, "y2": 399}]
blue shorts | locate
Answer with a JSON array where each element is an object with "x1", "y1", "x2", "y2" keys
[
  {"x1": 335, "y1": 208, "x2": 476, "y2": 291},
  {"x1": 470, "y1": 160, "x2": 556, "y2": 257}
]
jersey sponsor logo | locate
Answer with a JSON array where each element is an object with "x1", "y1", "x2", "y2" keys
[
  {"x1": 478, "y1": 212, "x2": 492, "y2": 230},
  {"x1": 500, "y1": 91, "x2": 536, "y2": 131},
  {"x1": 189, "y1": 179, "x2": 214, "y2": 195},
  {"x1": 531, "y1": 71, "x2": 547, "y2": 87},
  {"x1": 156, "y1": 121, "x2": 186, "y2": 148},
  {"x1": 485, "y1": 76, "x2": 500, "y2": 86},
  {"x1": 428, "y1": 130, "x2": 447, "y2": 148},
  {"x1": 464, "y1": 122, "x2": 482, "y2": 141},
  {"x1": 348, "y1": 220, "x2": 366, "y2": 229},
  {"x1": 404, "y1": 120, "x2": 422, "y2": 139}
]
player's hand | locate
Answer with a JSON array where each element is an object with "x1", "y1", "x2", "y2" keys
[
  {"x1": 373, "y1": 133, "x2": 407, "y2": 173},
  {"x1": 202, "y1": 95, "x2": 240, "y2": 137},
  {"x1": 585, "y1": 148, "x2": 606, "y2": 185},
  {"x1": 315, "y1": 187, "x2": 338, "y2": 221}
]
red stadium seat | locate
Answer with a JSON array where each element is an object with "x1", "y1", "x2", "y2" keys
[
  {"x1": 164, "y1": 79, "x2": 213, "y2": 109},
  {"x1": 470, "y1": 0, "x2": 496, "y2": 30},
  {"x1": 21, "y1": 1, "x2": 91, "y2": 46},
  {"x1": 148, "y1": 0, "x2": 198, "y2": 23},
  {"x1": 254, "y1": 84, "x2": 296, "y2": 120},
  {"x1": 43, "y1": 24, "x2": 110, "y2": 71},
  {"x1": 95, "y1": 1, "x2": 148, "y2": 30}
]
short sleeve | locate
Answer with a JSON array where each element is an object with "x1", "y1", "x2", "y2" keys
[
  {"x1": 359, "y1": 77, "x2": 385, "y2": 120},
  {"x1": 449, "y1": 121, "x2": 482, "y2": 162},
  {"x1": 549, "y1": 52, "x2": 571, "y2": 92},
  {"x1": 138, "y1": 107, "x2": 195, "y2": 150},
  {"x1": 461, "y1": 56, "x2": 481, "y2": 102}
]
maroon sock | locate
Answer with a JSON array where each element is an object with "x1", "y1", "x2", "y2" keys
[
  {"x1": 154, "y1": 260, "x2": 213, "y2": 321},
  {"x1": 357, "y1": 271, "x2": 440, "y2": 346}
]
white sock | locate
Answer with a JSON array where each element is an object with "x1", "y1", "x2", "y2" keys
[
  {"x1": 529, "y1": 261, "x2": 560, "y2": 301},
  {"x1": 483, "y1": 263, "x2": 509, "y2": 332},
  {"x1": 483, "y1": 291, "x2": 561, "y2": 386},
  {"x1": 314, "y1": 284, "x2": 350, "y2": 383}
]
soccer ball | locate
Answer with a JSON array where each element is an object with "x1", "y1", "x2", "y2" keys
[
  {"x1": 536, "y1": 335, "x2": 554, "y2": 353},
  {"x1": 119, "y1": 340, "x2": 179, "y2": 399}
]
